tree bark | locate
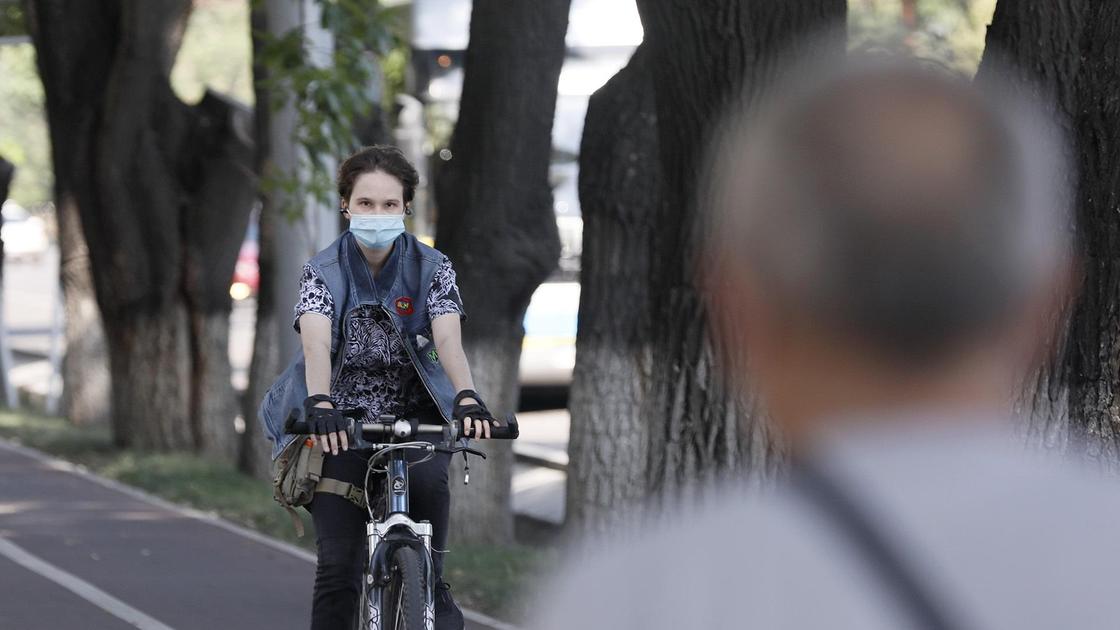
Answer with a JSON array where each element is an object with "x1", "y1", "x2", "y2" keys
[
  {"x1": 565, "y1": 45, "x2": 660, "y2": 535},
  {"x1": 183, "y1": 91, "x2": 257, "y2": 460},
  {"x1": 1066, "y1": 4, "x2": 1120, "y2": 463},
  {"x1": 0, "y1": 155, "x2": 11, "y2": 265},
  {"x1": 58, "y1": 197, "x2": 110, "y2": 426},
  {"x1": 264, "y1": 1, "x2": 338, "y2": 381},
  {"x1": 979, "y1": 1, "x2": 1120, "y2": 464},
  {"x1": 240, "y1": 0, "x2": 281, "y2": 479},
  {"x1": 0, "y1": 156, "x2": 13, "y2": 408},
  {"x1": 976, "y1": 0, "x2": 1083, "y2": 452},
  {"x1": 23, "y1": 0, "x2": 117, "y2": 427},
  {"x1": 434, "y1": 0, "x2": 569, "y2": 544},
  {"x1": 26, "y1": 0, "x2": 255, "y2": 456},
  {"x1": 631, "y1": 0, "x2": 846, "y2": 503},
  {"x1": 0, "y1": 155, "x2": 11, "y2": 205}
]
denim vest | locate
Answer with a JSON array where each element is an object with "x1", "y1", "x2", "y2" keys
[{"x1": 258, "y1": 231, "x2": 459, "y2": 459}]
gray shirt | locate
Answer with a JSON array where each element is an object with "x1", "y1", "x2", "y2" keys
[{"x1": 534, "y1": 418, "x2": 1120, "y2": 629}]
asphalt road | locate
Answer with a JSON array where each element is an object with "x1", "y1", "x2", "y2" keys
[{"x1": 0, "y1": 439, "x2": 513, "y2": 630}]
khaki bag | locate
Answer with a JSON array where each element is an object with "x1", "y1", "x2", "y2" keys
[{"x1": 271, "y1": 436, "x2": 366, "y2": 537}]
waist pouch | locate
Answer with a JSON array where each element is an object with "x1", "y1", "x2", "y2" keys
[{"x1": 271, "y1": 436, "x2": 366, "y2": 537}]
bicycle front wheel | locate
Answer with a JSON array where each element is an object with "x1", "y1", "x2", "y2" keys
[{"x1": 381, "y1": 546, "x2": 430, "y2": 630}]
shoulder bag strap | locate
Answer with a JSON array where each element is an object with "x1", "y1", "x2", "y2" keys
[{"x1": 792, "y1": 461, "x2": 968, "y2": 630}]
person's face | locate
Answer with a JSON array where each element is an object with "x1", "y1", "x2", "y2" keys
[{"x1": 342, "y1": 170, "x2": 406, "y2": 217}]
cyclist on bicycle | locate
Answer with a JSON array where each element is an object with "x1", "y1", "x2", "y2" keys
[{"x1": 288, "y1": 145, "x2": 496, "y2": 629}]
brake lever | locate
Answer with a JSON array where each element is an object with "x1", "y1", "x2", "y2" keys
[
  {"x1": 435, "y1": 446, "x2": 488, "y2": 460},
  {"x1": 435, "y1": 446, "x2": 487, "y2": 485}
]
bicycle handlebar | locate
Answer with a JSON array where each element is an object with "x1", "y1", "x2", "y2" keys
[{"x1": 283, "y1": 410, "x2": 519, "y2": 442}]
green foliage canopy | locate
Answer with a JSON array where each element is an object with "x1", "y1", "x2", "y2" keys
[
  {"x1": 172, "y1": 0, "x2": 255, "y2": 105},
  {"x1": 0, "y1": 0, "x2": 24, "y2": 37},
  {"x1": 849, "y1": 0, "x2": 997, "y2": 75},
  {"x1": 0, "y1": 0, "x2": 997, "y2": 214},
  {"x1": 0, "y1": 43, "x2": 51, "y2": 207},
  {"x1": 256, "y1": 0, "x2": 408, "y2": 216}
]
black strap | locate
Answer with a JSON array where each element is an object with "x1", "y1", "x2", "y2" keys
[
  {"x1": 303, "y1": 394, "x2": 335, "y2": 412},
  {"x1": 792, "y1": 461, "x2": 966, "y2": 630},
  {"x1": 454, "y1": 389, "x2": 480, "y2": 406}
]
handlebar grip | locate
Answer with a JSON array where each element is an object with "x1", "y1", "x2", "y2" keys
[
  {"x1": 494, "y1": 413, "x2": 519, "y2": 439},
  {"x1": 283, "y1": 408, "x2": 360, "y2": 437},
  {"x1": 462, "y1": 413, "x2": 519, "y2": 439}
]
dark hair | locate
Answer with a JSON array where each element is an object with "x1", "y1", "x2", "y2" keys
[{"x1": 337, "y1": 145, "x2": 420, "y2": 205}]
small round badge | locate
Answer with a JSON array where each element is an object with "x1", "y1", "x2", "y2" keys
[{"x1": 394, "y1": 297, "x2": 414, "y2": 316}]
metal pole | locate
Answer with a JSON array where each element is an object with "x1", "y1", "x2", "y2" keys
[{"x1": 0, "y1": 290, "x2": 17, "y2": 408}]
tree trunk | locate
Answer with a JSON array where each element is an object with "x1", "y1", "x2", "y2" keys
[
  {"x1": 631, "y1": 1, "x2": 845, "y2": 504},
  {"x1": 0, "y1": 155, "x2": 11, "y2": 264},
  {"x1": 434, "y1": 0, "x2": 569, "y2": 544},
  {"x1": 977, "y1": 1, "x2": 1083, "y2": 135},
  {"x1": 565, "y1": 45, "x2": 660, "y2": 535},
  {"x1": 183, "y1": 92, "x2": 258, "y2": 459},
  {"x1": 0, "y1": 155, "x2": 11, "y2": 205},
  {"x1": 1065, "y1": 4, "x2": 1120, "y2": 463},
  {"x1": 23, "y1": 0, "x2": 118, "y2": 427},
  {"x1": 979, "y1": 1, "x2": 1120, "y2": 464},
  {"x1": 26, "y1": 0, "x2": 255, "y2": 457},
  {"x1": 240, "y1": 0, "x2": 281, "y2": 479},
  {"x1": 58, "y1": 196, "x2": 110, "y2": 426},
  {"x1": 107, "y1": 308, "x2": 193, "y2": 447},
  {"x1": 264, "y1": 1, "x2": 338, "y2": 378},
  {"x1": 0, "y1": 156, "x2": 11, "y2": 407},
  {"x1": 976, "y1": 0, "x2": 1083, "y2": 452}
]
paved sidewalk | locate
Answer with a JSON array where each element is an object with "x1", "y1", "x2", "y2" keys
[{"x1": 512, "y1": 410, "x2": 568, "y2": 525}]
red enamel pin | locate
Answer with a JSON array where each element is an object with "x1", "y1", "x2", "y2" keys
[{"x1": 394, "y1": 297, "x2": 414, "y2": 316}]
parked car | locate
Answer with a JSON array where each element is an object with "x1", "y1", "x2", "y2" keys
[
  {"x1": 1, "y1": 201, "x2": 49, "y2": 263},
  {"x1": 230, "y1": 219, "x2": 259, "y2": 301},
  {"x1": 520, "y1": 281, "x2": 579, "y2": 388}
]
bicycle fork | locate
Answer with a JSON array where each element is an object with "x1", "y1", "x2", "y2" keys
[{"x1": 363, "y1": 450, "x2": 437, "y2": 630}]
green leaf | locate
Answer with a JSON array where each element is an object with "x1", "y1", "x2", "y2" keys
[{"x1": 257, "y1": 0, "x2": 406, "y2": 219}]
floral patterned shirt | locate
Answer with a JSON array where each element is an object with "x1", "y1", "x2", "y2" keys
[{"x1": 293, "y1": 257, "x2": 465, "y2": 422}]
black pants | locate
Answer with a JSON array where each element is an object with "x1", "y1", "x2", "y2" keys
[{"x1": 307, "y1": 446, "x2": 451, "y2": 630}]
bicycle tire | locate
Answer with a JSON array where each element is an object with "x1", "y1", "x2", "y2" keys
[{"x1": 381, "y1": 546, "x2": 429, "y2": 630}]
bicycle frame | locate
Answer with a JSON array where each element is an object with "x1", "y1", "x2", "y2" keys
[
  {"x1": 282, "y1": 411, "x2": 510, "y2": 629},
  {"x1": 362, "y1": 443, "x2": 436, "y2": 630}
]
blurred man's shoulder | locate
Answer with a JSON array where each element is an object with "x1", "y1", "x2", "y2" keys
[
  {"x1": 533, "y1": 483, "x2": 885, "y2": 629},
  {"x1": 532, "y1": 450, "x2": 1120, "y2": 630}
]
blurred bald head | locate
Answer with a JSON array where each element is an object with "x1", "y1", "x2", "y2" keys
[
  {"x1": 707, "y1": 57, "x2": 1072, "y2": 439},
  {"x1": 711, "y1": 57, "x2": 1071, "y2": 365}
]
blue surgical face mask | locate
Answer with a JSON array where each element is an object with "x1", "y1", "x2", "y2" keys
[{"x1": 349, "y1": 214, "x2": 405, "y2": 249}]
